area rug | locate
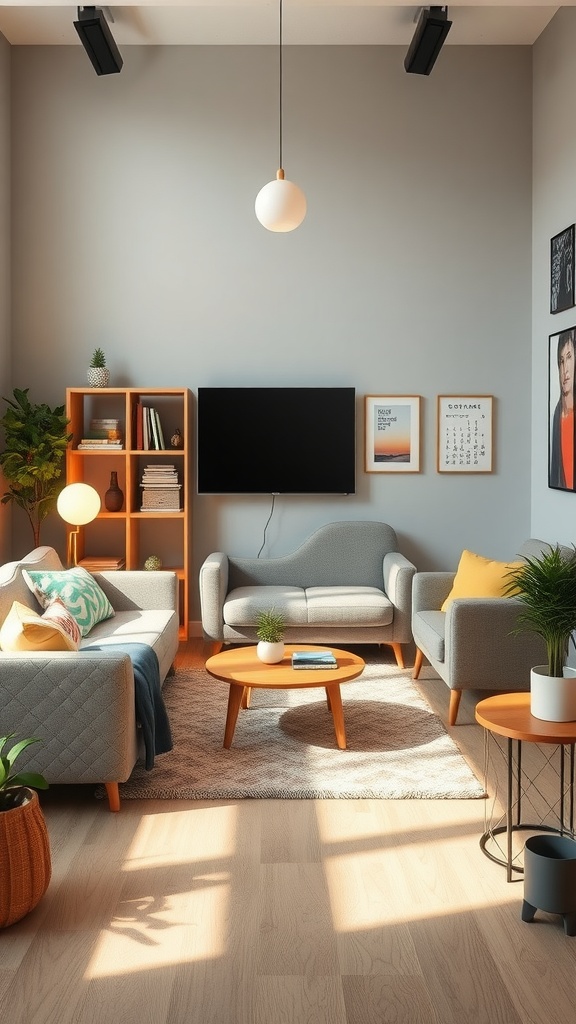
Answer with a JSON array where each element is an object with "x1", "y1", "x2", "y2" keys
[{"x1": 104, "y1": 659, "x2": 485, "y2": 800}]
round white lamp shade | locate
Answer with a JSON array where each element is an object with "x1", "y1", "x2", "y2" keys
[
  {"x1": 57, "y1": 483, "x2": 101, "y2": 526},
  {"x1": 255, "y1": 172, "x2": 307, "y2": 233}
]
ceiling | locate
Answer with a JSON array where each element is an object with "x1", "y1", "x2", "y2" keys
[{"x1": 0, "y1": 2, "x2": 561, "y2": 47}]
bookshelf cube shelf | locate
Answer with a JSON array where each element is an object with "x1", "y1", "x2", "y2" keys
[{"x1": 65, "y1": 387, "x2": 191, "y2": 639}]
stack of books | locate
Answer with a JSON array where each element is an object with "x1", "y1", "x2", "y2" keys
[
  {"x1": 140, "y1": 464, "x2": 181, "y2": 511},
  {"x1": 291, "y1": 650, "x2": 338, "y2": 670},
  {"x1": 78, "y1": 556, "x2": 126, "y2": 571},
  {"x1": 77, "y1": 418, "x2": 123, "y2": 450}
]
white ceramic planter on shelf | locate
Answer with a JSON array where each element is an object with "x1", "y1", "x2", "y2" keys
[
  {"x1": 256, "y1": 641, "x2": 285, "y2": 664},
  {"x1": 530, "y1": 666, "x2": 576, "y2": 722}
]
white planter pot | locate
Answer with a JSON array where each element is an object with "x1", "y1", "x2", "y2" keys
[
  {"x1": 256, "y1": 641, "x2": 285, "y2": 664},
  {"x1": 530, "y1": 665, "x2": 576, "y2": 722}
]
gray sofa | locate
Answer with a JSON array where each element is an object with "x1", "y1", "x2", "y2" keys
[
  {"x1": 0, "y1": 546, "x2": 179, "y2": 810},
  {"x1": 411, "y1": 538, "x2": 553, "y2": 725},
  {"x1": 199, "y1": 520, "x2": 417, "y2": 667}
]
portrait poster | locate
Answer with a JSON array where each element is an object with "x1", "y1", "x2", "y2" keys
[
  {"x1": 437, "y1": 396, "x2": 493, "y2": 473},
  {"x1": 550, "y1": 225, "x2": 575, "y2": 314},
  {"x1": 364, "y1": 396, "x2": 421, "y2": 473},
  {"x1": 549, "y1": 326, "x2": 576, "y2": 491}
]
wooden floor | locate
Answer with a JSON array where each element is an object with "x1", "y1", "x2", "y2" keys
[{"x1": 2, "y1": 639, "x2": 576, "y2": 1024}]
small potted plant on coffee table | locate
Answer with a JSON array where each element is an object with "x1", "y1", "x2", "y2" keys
[{"x1": 256, "y1": 608, "x2": 285, "y2": 664}]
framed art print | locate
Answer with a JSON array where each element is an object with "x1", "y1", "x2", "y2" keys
[
  {"x1": 364, "y1": 395, "x2": 421, "y2": 473},
  {"x1": 548, "y1": 326, "x2": 576, "y2": 491},
  {"x1": 437, "y1": 396, "x2": 493, "y2": 473},
  {"x1": 551, "y1": 224, "x2": 575, "y2": 314}
]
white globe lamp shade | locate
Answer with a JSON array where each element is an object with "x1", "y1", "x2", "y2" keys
[
  {"x1": 255, "y1": 171, "x2": 307, "y2": 233},
  {"x1": 57, "y1": 483, "x2": 101, "y2": 526}
]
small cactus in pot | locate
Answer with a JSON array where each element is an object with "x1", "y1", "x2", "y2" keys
[{"x1": 87, "y1": 348, "x2": 110, "y2": 388}]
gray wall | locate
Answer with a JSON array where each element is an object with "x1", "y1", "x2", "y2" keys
[
  {"x1": 0, "y1": 34, "x2": 10, "y2": 564},
  {"x1": 8, "y1": 44, "x2": 533, "y2": 622},
  {"x1": 532, "y1": 10, "x2": 576, "y2": 546}
]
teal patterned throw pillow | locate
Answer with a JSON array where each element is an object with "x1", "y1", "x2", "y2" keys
[{"x1": 23, "y1": 567, "x2": 114, "y2": 638}]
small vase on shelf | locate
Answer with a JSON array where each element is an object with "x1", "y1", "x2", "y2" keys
[{"x1": 104, "y1": 472, "x2": 124, "y2": 512}]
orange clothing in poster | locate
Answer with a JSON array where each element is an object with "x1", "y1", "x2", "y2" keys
[{"x1": 561, "y1": 410, "x2": 574, "y2": 490}]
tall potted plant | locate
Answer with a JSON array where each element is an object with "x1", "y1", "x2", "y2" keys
[
  {"x1": 0, "y1": 734, "x2": 50, "y2": 928},
  {"x1": 0, "y1": 388, "x2": 72, "y2": 548},
  {"x1": 505, "y1": 544, "x2": 576, "y2": 722}
]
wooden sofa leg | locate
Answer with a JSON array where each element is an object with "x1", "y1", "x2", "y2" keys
[
  {"x1": 105, "y1": 782, "x2": 121, "y2": 812},
  {"x1": 448, "y1": 689, "x2": 463, "y2": 726},
  {"x1": 390, "y1": 643, "x2": 405, "y2": 669},
  {"x1": 412, "y1": 648, "x2": 423, "y2": 679}
]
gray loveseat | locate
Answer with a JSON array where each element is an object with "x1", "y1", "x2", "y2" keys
[
  {"x1": 199, "y1": 520, "x2": 417, "y2": 667},
  {"x1": 0, "y1": 546, "x2": 179, "y2": 810}
]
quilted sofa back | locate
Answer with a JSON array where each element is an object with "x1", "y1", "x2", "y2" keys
[
  {"x1": 0, "y1": 546, "x2": 64, "y2": 628},
  {"x1": 227, "y1": 521, "x2": 399, "y2": 590}
]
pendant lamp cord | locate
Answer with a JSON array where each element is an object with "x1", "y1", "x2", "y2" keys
[{"x1": 279, "y1": 0, "x2": 283, "y2": 171}]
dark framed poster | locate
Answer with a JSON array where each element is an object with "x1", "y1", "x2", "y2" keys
[
  {"x1": 549, "y1": 326, "x2": 576, "y2": 491},
  {"x1": 550, "y1": 225, "x2": 575, "y2": 314}
]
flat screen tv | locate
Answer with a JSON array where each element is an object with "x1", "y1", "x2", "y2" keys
[{"x1": 197, "y1": 387, "x2": 356, "y2": 494}]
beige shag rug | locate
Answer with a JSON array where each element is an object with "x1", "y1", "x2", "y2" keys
[{"x1": 101, "y1": 655, "x2": 485, "y2": 800}]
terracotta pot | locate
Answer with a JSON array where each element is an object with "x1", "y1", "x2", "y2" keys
[
  {"x1": 0, "y1": 789, "x2": 51, "y2": 928},
  {"x1": 256, "y1": 641, "x2": 285, "y2": 664},
  {"x1": 530, "y1": 666, "x2": 576, "y2": 722}
]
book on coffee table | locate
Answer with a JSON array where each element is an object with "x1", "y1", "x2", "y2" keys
[{"x1": 292, "y1": 650, "x2": 338, "y2": 670}]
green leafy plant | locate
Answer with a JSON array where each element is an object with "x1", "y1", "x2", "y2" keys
[
  {"x1": 0, "y1": 734, "x2": 48, "y2": 811},
  {"x1": 90, "y1": 347, "x2": 106, "y2": 368},
  {"x1": 0, "y1": 388, "x2": 72, "y2": 547},
  {"x1": 256, "y1": 607, "x2": 285, "y2": 644},
  {"x1": 504, "y1": 545, "x2": 576, "y2": 677}
]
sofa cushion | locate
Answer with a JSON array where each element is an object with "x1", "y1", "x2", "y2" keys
[
  {"x1": 0, "y1": 598, "x2": 81, "y2": 652},
  {"x1": 305, "y1": 586, "x2": 393, "y2": 626},
  {"x1": 412, "y1": 610, "x2": 446, "y2": 662},
  {"x1": 23, "y1": 566, "x2": 115, "y2": 637},
  {"x1": 82, "y1": 610, "x2": 179, "y2": 683},
  {"x1": 440, "y1": 549, "x2": 522, "y2": 612},
  {"x1": 224, "y1": 586, "x2": 308, "y2": 626}
]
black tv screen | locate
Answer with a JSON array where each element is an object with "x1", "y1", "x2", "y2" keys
[{"x1": 197, "y1": 387, "x2": 356, "y2": 494}]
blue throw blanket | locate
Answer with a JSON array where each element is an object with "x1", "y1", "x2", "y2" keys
[{"x1": 85, "y1": 642, "x2": 173, "y2": 769}]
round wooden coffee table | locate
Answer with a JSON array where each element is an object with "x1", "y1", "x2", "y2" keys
[{"x1": 205, "y1": 644, "x2": 365, "y2": 750}]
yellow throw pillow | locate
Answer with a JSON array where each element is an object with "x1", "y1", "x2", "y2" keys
[
  {"x1": 440, "y1": 550, "x2": 523, "y2": 612},
  {"x1": 0, "y1": 598, "x2": 81, "y2": 652}
]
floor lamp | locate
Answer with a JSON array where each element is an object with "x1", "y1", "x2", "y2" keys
[{"x1": 57, "y1": 483, "x2": 101, "y2": 567}]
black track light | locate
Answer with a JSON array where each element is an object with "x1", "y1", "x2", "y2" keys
[
  {"x1": 73, "y1": 7, "x2": 123, "y2": 76},
  {"x1": 404, "y1": 7, "x2": 452, "y2": 76}
]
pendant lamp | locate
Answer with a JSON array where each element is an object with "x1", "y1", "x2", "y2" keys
[{"x1": 255, "y1": 0, "x2": 306, "y2": 232}]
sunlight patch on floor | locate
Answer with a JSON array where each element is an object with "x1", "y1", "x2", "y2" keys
[
  {"x1": 121, "y1": 803, "x2": 241, "y2": 866},
  {"x1": 85, "y1": 805, "x2": 241, "y2": 978}
]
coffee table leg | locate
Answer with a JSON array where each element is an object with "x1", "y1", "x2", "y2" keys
[
  {"x1": 224, "y1": 683, "x2": 245, "y2": 749},
  {"x1": 327, "y1": 683, "x2": 347, "y2": 750}
]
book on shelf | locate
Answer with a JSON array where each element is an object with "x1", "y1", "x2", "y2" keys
[
  {"x1": 77, "y1": 442, "x2": 123, "y2": 450},
  {"x1": 78, "y1": 556, "x2": 126, "y2": 571},
  {"x1": 138, "y1": 405, "x2": 166, "y2": 450},
  {"x1": 291, "y1": 650, "x2": 338, "y2": 669}
]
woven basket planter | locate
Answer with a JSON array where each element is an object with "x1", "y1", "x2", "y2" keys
[{"x1": 0, "y1": 789, "x2": 51, "y2": 928}]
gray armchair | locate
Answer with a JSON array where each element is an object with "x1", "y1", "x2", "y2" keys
[
  {"x1": 199, "y1": 520, "x2": 417, "y2": 667},
  {"x1": 411, "y1": 539, "x2": 553, "y2": 725}
]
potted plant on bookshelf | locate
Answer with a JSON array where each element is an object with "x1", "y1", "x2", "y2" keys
[
  {"x1": 505, "y1": 544, "x2": 576, "y2": 722},
  {"x1": 0, "y1": 734, "x2": 51, "y2": 928},
  {"x1": 256, "y1": 607, "x2": 286, "y2": 664},
  {"x1": 87, "y1": 348, "x2": 110, "y2": 388},
  {"x1": 0, "y1": 388, "x2": 71, "y2": 547}
]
